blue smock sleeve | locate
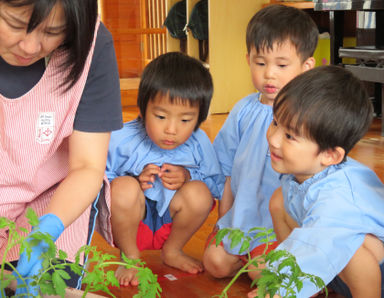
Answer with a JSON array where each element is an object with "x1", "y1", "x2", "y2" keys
[{"x1": 105, "y1": 119, "x2": 146, "y2": 181}]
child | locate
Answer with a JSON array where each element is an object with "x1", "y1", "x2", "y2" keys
[
  {"x1": 203, "y1": 4, "x2": 318, "y2": 279},
  {"x1": 256, "y1": 65, "x2": 384, "y2": 297},
  {"x1": 106, "y1": 52, "x2": 225, "y2": 286}
]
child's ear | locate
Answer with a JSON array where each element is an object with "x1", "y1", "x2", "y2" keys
[
  {"x1": 302, "y1": 57, "x2": 316, "y2": 71},
  {"x1": 321, "y1": 147, "x2": 345, "y2": 166},
  {"x1": 246, "y1": 53, "x2": 250, "y2": 66}
]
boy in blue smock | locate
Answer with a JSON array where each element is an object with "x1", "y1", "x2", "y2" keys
[
  {"x1": 253, "y1": 65, "x2": 384, "y2": 297},
  {"x1": 203, "y1": 4, "x2": 318, "y2": 280},
  {"x1": 106, "y1": 52, "x2": 225, "y2": 286}
]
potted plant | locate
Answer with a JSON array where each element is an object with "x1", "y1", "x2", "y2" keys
[
  {"x1": 213, "y1": 227, "x2": 327, "y2": 298},
  {"x1": 0, "y1": 208, "x2": 162, "y2": 298}
]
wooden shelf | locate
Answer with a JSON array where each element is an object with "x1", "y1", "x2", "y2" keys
[{"x1": 263, "y1": 1, "x2": 314, "y2": 9}]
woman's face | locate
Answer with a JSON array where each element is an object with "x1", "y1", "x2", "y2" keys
[{"x1": 0, "y1": 1, "x2": 66, "y2": 66}]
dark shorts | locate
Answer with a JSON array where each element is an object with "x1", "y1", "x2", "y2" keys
[
  {"x1": 137, "y1": 197, "x2": 173, "y2": 251},
  {"x1": 328, "y1": 261, "x2": 384, "y2": 298}
]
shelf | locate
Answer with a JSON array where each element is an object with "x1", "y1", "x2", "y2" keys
[{"x1": 263, "y1": 1, "x2": 315, "y2": 9}]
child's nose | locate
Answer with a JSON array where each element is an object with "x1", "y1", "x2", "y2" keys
[
  {"x1": 264, "y1": 65, "x2": 275, "y2": 79},
  {"x1": 165, "y1": 120, "x2": 177, "y2": 134},
  {"x1": 267, "y1": 124, "x2": 281, "y2": 148}
]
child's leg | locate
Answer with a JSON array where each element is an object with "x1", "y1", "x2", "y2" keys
[
  {"x1": 162, "y1": 180, "x2": 213, "y2": 274},
  {"x1": 269, "y1": 187, "x2": 298, "y2": 243},
  {"x1": 336, "y1": 234, "x2": 384, "y2": 298},
  {"x1": 203, "y1": 240, "x2": 244, "y2": 278},
  {"x1": 110, "y1": 176, "x2": 146, "y2": 286}
]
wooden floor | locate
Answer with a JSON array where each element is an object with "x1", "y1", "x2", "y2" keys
[{"x1": 90, "y1": 107, "x2": 384, "y2": 298}]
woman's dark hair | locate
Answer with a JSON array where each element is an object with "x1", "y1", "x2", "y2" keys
[
  {"x1": 274, "y1": 65, "x2": 373, "y2": 156},
  {"x1": 246, "y1": 4, "x2": 319, "y2": 61},
  {"x1": 2, "y1": 0, "x2": 98, "y2": 90},
  {"x1": 137, "y1": 52, "x2": 213, "y2": 130}
]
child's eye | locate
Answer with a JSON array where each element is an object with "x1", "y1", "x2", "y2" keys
[
  {"x1": 279, "y1": 64, "x2": 287, "y2": 68},
  {"x1": 181, "y1": 119, "x2": 191, "y2": 123},
  {"x1": 256, "y1": 62, "x2": 265, "y2": 66},
  {"x1": 285, "y1": 133, "x2": 295, "y2": 140},
  {"x1": 155, "y1": 114, "x2": 165, "y2": 120}
]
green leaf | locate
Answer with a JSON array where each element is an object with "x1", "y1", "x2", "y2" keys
[
  {"x1": 215, "y1": 228, "x2": 230, "y2": 246},
  {"x1": 58, "y1": 249, "x2": 68, "y2": 260},
  {"x1": 56, "y1": 269, "x2": 71, "y2": 280},
  {"x1": 52, "y1": 271, "x2": 67, "y2": 297},
  {"x1": 106, "y1": 270, "x2": 120, "y2": 287},
  {"x1": 0, "y1": 217, "x2": 11, "y2": 229},
  {"x1": 39, "y1": 280, "x2": 56, "y2": 296},
  {"x1": 26, "y1": 207, "x2": 39, "y2": 226},
  {"x1": 238, "y1": 239, "x2": 250, "y2": 255},
  {"x1": 228, "y1": 230, "x2": 244, "y2": 249}
]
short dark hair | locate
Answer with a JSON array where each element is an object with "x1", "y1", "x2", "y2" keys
[
  {"x1": 246, "y1": 4, "x2": 318, "y2": 61},
  {"x1": 274, "y1": 65, "x2": 372, "y2": 156},
  {"x1": 2, "y1": 0, "x2": 98, "y2": 90},
  {"x1": 137, "y1": 52, "x2": 213, "y2": 130}
]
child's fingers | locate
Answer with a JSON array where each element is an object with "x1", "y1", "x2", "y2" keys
[
  {"x1": 161, "y1": 181, "x2": 182, "y2": 190},
  {"x1": 140, "y1": 182, "x2": 153, "y2": 190}
]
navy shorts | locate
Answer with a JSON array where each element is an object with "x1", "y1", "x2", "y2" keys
[
  {"x1": 328, "y1": 261, "x2": 384, "y2": 298},
  {"x1": 137, "y1": 197, "x2": 173, "y2": 251}
]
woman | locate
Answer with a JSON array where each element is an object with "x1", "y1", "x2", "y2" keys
[{"x1": 0, "y1": 0, "x2": 122, "y2": 292}]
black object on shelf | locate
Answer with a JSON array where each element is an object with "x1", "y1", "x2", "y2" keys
[{"x1": 315, "y1": 0, "x2": 384, "y2": 135}]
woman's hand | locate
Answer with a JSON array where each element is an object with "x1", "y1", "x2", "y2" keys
[{"x1": 158, "y1": 163, "x2": 191, "y2": 190}]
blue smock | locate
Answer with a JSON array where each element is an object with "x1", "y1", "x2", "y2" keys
[
  {"x1": 214, "y1": 93, "x2": 281, "y2": 254},
  {"x1": 274, "y1": 158, "x2": 384, "y2": 297},
  {"x1": 106, "y1": 119, "x2": 225, "y2": 216}
]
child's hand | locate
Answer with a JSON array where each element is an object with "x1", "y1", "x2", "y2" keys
[
  {"x1": 158, "y1": 163, "x2": 191, "y2": 190},
  {"x1": 138, "y1": 164, "x2": 160, "y2": 190}
]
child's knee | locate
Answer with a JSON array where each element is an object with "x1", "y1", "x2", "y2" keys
[
  {"x1": 111, "y1": 176, "x2": 143, "y2": 209},
  {"x1": 269, "y1": 187, "x2": 284, "y2": 215},
  {"x1": 177, "y1": 181, "x2": 213, "y2": 211},
  {"x1": 203, "y1": 245, "x2": 238, "y2": 278},
  {"x1": 363, "y1": 234, "x2": 384, "y2": 262}
]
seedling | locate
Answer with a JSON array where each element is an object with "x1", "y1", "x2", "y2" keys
[
  {"x1": 0, "y1": 208, "x2": 162, "y2": 298},
  {"x1": 213, "y1": 227, "x2": 327, "y2": 298}
]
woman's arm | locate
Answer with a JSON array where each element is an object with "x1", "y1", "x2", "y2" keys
[{"x1": 46, "y1": 130, "x2": 110, "y2": 227}]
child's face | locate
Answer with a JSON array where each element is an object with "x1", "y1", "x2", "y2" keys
[
  {"x1": 267, "y1": 117, "x2": 329, "y2": 184},
  {"x1": 246, "y1": 40, "x2": 314, "y2": 106},
  {"x1": 144, "y1": 94, "x2": 199, "y2": 150}
]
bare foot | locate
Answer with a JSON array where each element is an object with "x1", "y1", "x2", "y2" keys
[
  {"x1": 115, "y1": 265, "x2": 139, "y2": 287},
  {"x1": 162, "y1": 249, "x2": 203, "y2": 274},
  {"x1": 248, "y1": 262, "x2": 264, "y2": 280},
  {"x1": 248, "y1": 289, "x2": 257, "y2": 298}
]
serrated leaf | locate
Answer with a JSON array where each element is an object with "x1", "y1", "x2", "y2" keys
[
  {"x1": 106, "y1": 271, "x2": 120, "y2": 287},
  {"x1": 215, "y1": 228, "x2": 230, "y2": 245},
  {"x1": 52, "y1": 271, "x2": 66, "y2": 297},
  {"x1": 58, "y1": 249, "x2": 68, "y2": 260},
  {"x1": 238, "y1": 239, "x2": 250, "y2": 255},
  {"x1": 55, "y1": 269, "x2": 71, "y2": 280},
  {"x1": 26, "y1": 208, "x2": 39, "y2": 226}
]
